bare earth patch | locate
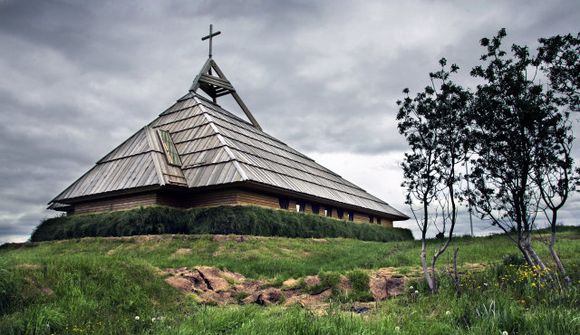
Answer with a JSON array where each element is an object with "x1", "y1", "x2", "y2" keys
[
  {"x1": 164, "y1": 266, "x2": 407, "y2": 308},
  {"x1": 170, "y1": 248, "x2": 192, "y2": 258}
]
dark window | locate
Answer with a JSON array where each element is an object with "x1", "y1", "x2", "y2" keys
[
  {"x1": 369, "y1": 215, "x2": 374, "y2": 223},
  {"x1": 325, "y1": 207, "x2": 332, "y2": 217},
  {"x1": 311, "y1": 204, "x2": 320, "y2": 215},
  {"x1": 377, "y1": 218, "x2": 382, "y2": 225},
  {"x1": 337, "y1": 208, "x2": 344, "y2": 219},
  {"x1": 297, "y1": 201, "x2": 306, "y2": 213},
  {"x1": 279, "y1": 197, "x2": 289, "y2": 209},
  {"x1": 348, "y1": 211, "x2": 354, "y2": 221}
]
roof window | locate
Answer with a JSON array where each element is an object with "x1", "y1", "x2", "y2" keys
[{"x1": 158, "y1": 129, "x2": 182, "y2": 166}]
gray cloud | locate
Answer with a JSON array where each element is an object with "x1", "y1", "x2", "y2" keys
[{"x1": 0, "y1": 0, "x2": 578, "y2": 243}]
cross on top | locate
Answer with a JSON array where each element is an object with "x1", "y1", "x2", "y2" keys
[{"x1": 201, "y1": 24, "x2": 221, "y2": 58}]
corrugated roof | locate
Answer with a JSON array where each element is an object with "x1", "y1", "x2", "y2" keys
[{"x1": 50, "y1": 60, "x2": 407, "y2": 220}]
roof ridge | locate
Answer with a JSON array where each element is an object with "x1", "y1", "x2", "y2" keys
[{"x1": 198, "y1": 106, "x2": 249, "y2": 182}]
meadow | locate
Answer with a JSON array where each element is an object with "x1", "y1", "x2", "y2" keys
[{"x1": 0, "y1": 226, "x2": 578, "y2": 334}]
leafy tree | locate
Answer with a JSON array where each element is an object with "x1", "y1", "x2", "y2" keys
[
  {"x1": 468, "y1": 29, "x2": 572, "y2": 270},
  {"x1": 537, "y1": 33, "x2": 579, "y2": 112},
  {"x1": 534, "y1": 33, "x2": 579, "y2": 283},
  {"x1": 397, "y1": 59, "x2": 470, "y2": 293}
]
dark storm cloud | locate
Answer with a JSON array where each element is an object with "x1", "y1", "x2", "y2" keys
[{"x1": 0, "y1": 0, "x2": 578, "y2": 243}]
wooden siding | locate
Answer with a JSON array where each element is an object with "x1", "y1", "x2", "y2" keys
[
  {"x1": 73, "y1": 193, "x2": 157, "y2": 214},
  {"x1": 69, "y1": 188, "x2": 395, "y2": 229},
  {"x1": 237, "y1": 190, "x2": 279, "y2": 208}
]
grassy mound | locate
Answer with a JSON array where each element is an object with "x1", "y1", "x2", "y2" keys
[
  {"x1": 1, "y1": 229, "x2": 579, "y2": 334},
  {"x1": 31, "y1": 206, "x2": 413, "y2": 242}
]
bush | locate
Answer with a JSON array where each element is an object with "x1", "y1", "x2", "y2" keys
[{"x1": 31, "y1": 206, "x2": 413, "y2": 242}]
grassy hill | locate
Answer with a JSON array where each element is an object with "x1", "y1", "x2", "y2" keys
[{"x1": 1, "y1": 227, "x2": 579, "y2": 334}]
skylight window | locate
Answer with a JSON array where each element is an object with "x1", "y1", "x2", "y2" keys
[{"x1": 158, "y1": 129, "x2": 182, "y2": 166}]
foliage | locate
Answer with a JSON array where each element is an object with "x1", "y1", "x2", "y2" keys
[
  {"x1": 397, "y1": 58, "x2": 471, "y2": 292},
  {"x1": 468, "y1": 28, "x2": 578, "y2": 272},
  {"x1": 537, "y1": 32, "x2": 580, "y2": 112},
  {"x1": 31, "y1": 206, "x2": 412, "y2": 243}
]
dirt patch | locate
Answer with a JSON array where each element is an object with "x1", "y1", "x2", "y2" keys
[
  {"x1": 170, "y1": 248, "x2": 192, "y2": 258},
  {"x1": 303, "y1": 275, "x2": 320, "y2": 287},
  {"x1": 284, "y1": 289, "x2": 333, "y2": 309},
  {"x1": 164, "y1": 266, "x2": 407, "y2": 308},
  {"x1": 282, "y1": 278, "x2": 300, "y2": 289}
]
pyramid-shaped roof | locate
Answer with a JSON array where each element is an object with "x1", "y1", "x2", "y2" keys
[{"x1": 50, "y1": 58, "x2": 408, "y2": 220}]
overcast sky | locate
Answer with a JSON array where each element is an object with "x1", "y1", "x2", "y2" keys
[{"x1": 1, "y1": 0, "x2": 579, "y2": 244}]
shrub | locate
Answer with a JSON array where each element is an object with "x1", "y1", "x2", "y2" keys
[{"x1": 31, "y1": 206, "x2": 413, "y2": 242}]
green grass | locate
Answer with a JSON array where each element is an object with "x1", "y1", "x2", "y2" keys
[
  {"x1": 31, "y1": 206, "x2": 413, "y2": 243},
  {"x1": 0, "y1": 226, "x2": 579, "y2": 334}
]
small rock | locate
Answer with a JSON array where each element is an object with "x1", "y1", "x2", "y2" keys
[
  {"x1": 242, "y1": 288, "x2": 283, "y2": 305},
  {"x1": 351, "y1": 306, "x2": 370, "y2": 314},
  {"x1": 165, "y1": 276, "x2": 194, "y2": 292},
  {"x1": 369, "y1": 275, "x2": 406, "y2": 301},
  {"x1": 196, "y1": 266, "x2": 230, "y2": 292}
]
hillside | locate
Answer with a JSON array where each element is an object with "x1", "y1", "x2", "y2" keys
[{"x1": 1, "y1": 228, "x2": 579, "y2": 334}]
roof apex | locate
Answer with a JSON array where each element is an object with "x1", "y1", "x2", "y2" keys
[{"x1": 188, "y1": 58, "x2": 262, "y2": 131}]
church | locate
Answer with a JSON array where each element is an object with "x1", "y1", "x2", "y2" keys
[{"x1": 48, "y1": 26, "x2": 408, "y2": 227}]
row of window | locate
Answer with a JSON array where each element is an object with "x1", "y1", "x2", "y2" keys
[{"x1": 279, "y1": 197, "x2": 380, "y2": 224}]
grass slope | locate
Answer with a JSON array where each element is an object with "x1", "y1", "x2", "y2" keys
[
  {"x1": 1, "y1": 227, "x2": 579, "y2": 334},
  {"x1": 31, "y1": 206, "x2": 412, "y2": 243}
]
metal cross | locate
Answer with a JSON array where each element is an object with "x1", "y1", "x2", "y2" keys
[{"x1": 201, "y1": 24, "x2": 221, "y2": 58}]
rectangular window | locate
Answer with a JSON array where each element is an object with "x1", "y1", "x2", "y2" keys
[
  {"x1": 337, "y1": 208, "x2": 344, "y2": 219},
  {"x1": 348, "y1": 211, "x2": 354, "y2": 221},
  {"x1": 325, "y1": 207, "x2": 332, "y2": 217},
  {"x1": 369, "y1": 215, "x2": 374, "y2": 223},
  {"x1": 279, "y1": 197, "x2": 289, "y2": 209},
  {"x1": 298, "y1": 201, "x2": 306, "y2": 212},
  {"x1": 311, "y1": 204, "x2": 320, "y2": 215},
  {"x1": 157, "y1": 129, "x2": 182, "y2": 166}
]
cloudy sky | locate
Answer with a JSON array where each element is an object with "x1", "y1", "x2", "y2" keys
[{"x1": 1, "y1": 0, "x2": 579, "y2": 244}]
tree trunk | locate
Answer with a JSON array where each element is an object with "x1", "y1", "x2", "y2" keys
[
  {"x1": 549, "y1": 214, "x2": 570, "y2": 285},
  {"x1": 421, "y1": 238, "x2": 435, "y2": 292},
  {"x1": 421, "y1": 201, "x2": 435, "y2": 293}
]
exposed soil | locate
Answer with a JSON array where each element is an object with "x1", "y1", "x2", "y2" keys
[{"x1": 164, "y1": 266, "x2": 407, "y2": 308}]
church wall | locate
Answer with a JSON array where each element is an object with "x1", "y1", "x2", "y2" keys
[
  {"x1": 73, "y1": 192, "x2": 158, "y2": 215},
  {"x1": 237, "y1": 190, "x2": 280, "y2": 208},
  {"x1": 69, "y1": 188, "x2": 396, "y2": 228}
]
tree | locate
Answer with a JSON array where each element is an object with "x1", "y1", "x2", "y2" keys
[
  {"x1": 468, "y1": 29, "x2": 571, "y2": 270},
  {"x1": 537, "y1": 33, "x2": 580, "y2": 112},
  {"x1": 534, "y1": 33, "x2": 579, "y2": 284},
  {"x1": 397, "y1": 59, "x2": 470, "y2": 293},
  {"x1": 534, "y1": 111, "x2": 575, "y2": 283}
]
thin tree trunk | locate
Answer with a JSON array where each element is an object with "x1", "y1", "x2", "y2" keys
[
  {"x1": 548, "y1": 210, "x2": 570, "y2": 284},
  {"x1": 421, "y1": 201, "x2": 435, "y2": 292},
  {"x1": 421, "y1": 237, "x2": 434, "y2": 292}
]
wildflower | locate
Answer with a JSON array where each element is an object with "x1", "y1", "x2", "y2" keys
[
  {"x1": 151, "y1": 317, "x2": 156, "y2": 322},
  {"x1": 502, "y1": 331, "x2": 509, "y2": 335},
  {"x1": 414, "y1": 290, "x2": 419, "y2": 294},
  {"x1": 409, "y1": 286, "x2": 414, "y2": 290},
  {"x1": 483, "y1": 282, "x2": 488, "y2": 287},
  {"x1": 445, "y1": 310, "x2": 451, "y2": 315},
  {"x1": 395, "y1": 326, "x2": 400, "y2": 332},
  {"x1": 531, "y1": 283, "x2": 537, "y2": 288},
  {"x1": 135, "y1": 316, "x2": 140, "y2": 321}
]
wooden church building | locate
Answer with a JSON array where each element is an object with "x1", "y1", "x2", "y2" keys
[{"x1": 48, "y1": 26, "x2": 408, "y2": 227}]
